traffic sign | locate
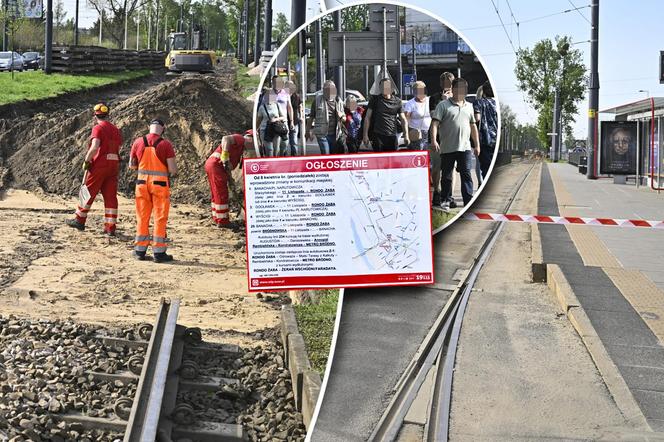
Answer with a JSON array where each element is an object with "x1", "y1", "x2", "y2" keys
[
  {"x1": 367, "y1": 3, "x2": 399, "y2": 33},
  {"x1": 328, "y1": 31, "x2": 399, "y2": 67},
  {"x1": 403, "y1": 73, "x2": 416, "y2": 86}
]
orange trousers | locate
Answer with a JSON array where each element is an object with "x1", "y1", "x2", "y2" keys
[{"x1": 135, "y1": 180, "x2": 170, "y2": 253}]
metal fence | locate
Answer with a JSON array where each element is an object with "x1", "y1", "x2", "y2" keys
[{"x1": 51, "y1": 46, "x2": 166, "y2": 73}]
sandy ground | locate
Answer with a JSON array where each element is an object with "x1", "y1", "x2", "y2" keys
[
  {"x1": 0, "y1": 188, "x2": 282, "y2": 347},
  {"x1": 448, "y1": 162, "x2": 647, "y2": 440}
]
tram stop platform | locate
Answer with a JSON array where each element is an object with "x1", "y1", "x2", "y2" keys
[{"x1": 538, "y1": 161, "x2": 664, "y2": 433}]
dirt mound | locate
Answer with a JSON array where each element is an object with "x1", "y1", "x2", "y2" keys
[{"x1": 1, "y1": 71, "x2": 253, "y2": 207}]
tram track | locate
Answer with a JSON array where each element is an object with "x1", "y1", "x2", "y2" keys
[{"x1": 368, "y1": 159, "x2": 539, "y2": 442}]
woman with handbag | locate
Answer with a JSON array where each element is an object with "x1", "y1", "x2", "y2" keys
[{"x1": 255, "y1": 90, "x2": 289, "y2": 157}]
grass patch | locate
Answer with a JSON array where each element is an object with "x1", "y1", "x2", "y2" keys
[
  {"x1": 292, "y1": 290, "x2": 339, "y2": 376},
  {"x1": 0, "y1": 70, "x2": 152, "y2": 106},
  {"x1": 432, "y1": 208, "x2": 459, "y2": 231},
  {"x1": 233, "y1": 59, "x2": 261, "y2": 99}
]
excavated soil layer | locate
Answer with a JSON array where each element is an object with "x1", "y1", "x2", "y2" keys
[{"x1": 0, "y1": 60, "x2": 252, "y2": 207}]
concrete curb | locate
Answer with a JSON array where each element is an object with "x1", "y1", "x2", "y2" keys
[
  {"x1": 279, "y1": 305, "x2": 321, "y2": 431},
  {"x1": 531, "y1": 223, "x2": 546, "y2": 283},
  {"x1": 546, "y1": 264, "x2": 651, "y2": 431}
]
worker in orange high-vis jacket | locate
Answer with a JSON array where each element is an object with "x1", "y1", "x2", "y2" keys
[
  {"x1": 129, "y1": 118, "x2": 177, "y2": 263},
  {"x1": 66, "y1": 103, "x2": 123, "y2": 235},
  {"x1": 204, "y1": 129, "x2": 254, "y2": 227}
]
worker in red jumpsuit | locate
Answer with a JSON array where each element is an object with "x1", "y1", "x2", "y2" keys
[
  {"x1": 205, "y1": 129, "x2": 254, "y2": 227},
  {"x1": 129, "y1": 119, "x2": 178, "y2": 263},
  {"x1": 66, "y1": 103, "x2": 123, "y2": 235}
]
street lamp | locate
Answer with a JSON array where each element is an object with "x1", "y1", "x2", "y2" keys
[{"x1": 638, "y1": 89, "x2": 650, "y2": 98}]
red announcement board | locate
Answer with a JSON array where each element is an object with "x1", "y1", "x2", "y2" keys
[{"x1": 243, "y1": 152, "x2": 434, "y2": 291}]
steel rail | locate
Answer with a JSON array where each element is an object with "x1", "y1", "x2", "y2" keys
[
  {"x1": 426, "y1": 160, "x2": 538, "y2": 441},
  {"x1": 124, "y1": 298, "x2": 181, "y2": 442},
  {"x1": 369, "y1": 159, "x2": 537, "y2": 442}
]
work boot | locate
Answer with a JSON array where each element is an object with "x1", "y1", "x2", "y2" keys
[
  {"x1": 133, "y1": 250, "x2": 147, "y2": 261},
  {"x1": 153, "y1": 252, "x2": 174, "y2": 263},
  {"x1": 103, "y1": 229, "x2": 116, "y2": 237},
  {"x1": 449, "y1": 200, "x2": 458, "y2": 209},
  {"x1": 66, "y1": 219, "x2": 85, "y2": 231},
  {"x1": 217, "y1": 222, "x2": 231, "y2": 228}
]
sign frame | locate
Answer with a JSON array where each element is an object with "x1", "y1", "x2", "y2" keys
[
  {"x1": 243, "y1": 152, "x2": 435, "y2": 291},
  {"x1": 328, "y1": 31, "x2": 400, "y2": 67}
]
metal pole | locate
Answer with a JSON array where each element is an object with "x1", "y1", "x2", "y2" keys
[
  {"x1": 382, "y1": 6, "x2": 387, "y2": 79},
  {"x1": 586, "y1": 0, "x2": 599, "y2": 179},
  {"x1": 342, "y1": 35, "x2": 347, "y2": 100},
  {"x1": 254, "y1": 0, "x2": 261, "y2": 64},
  {"x1": 315, "y1": 18, "x2": 323, "y2": 89},
  {"x1": 242, "y1": 0, "x2": 249, "y2": 64},
  {"x1": 263, "y1": 0, "x2": 272, "y2": 53},
  {"x1": 147, "y1": 12, "x2": 151, "y2": 50},
  {"x1": 301, "y1": 52, "x2": 307, "y2": 155},
  {"x1": 236, "y1": 8, "x2": 242, "y2": 59},
  {"x1": 74, "y1": 0, "x2": 79, "y2": 45},
  {"x1": 154, "y1": 0, "x2": 159, "y2": 50},
  {"x1": 364, "y1": 65, "x2": 369, "y2": 98},
  {"x1": 552, "y1": 88, "x2": 560, "y2": 162},
  {"x1": 412, "y1": 34, "x2": 417, "y2": 79},
  {"x1": 2, "y1": 0, "x2": 8, "y2": 51},
  {"x1": 636, "y1": 120, "x2": 640, "y2": 187},
  {"x1": 136, "y1": 11, "x2": 140, "y2": 50},
  {"x1": 44, "y1": 0, "x2": 52, "y2": 73},
  {"x1": 124, "y1": 3, "x2": 128, "y2": 49},
  {"x1": 99, "y1": 10, "x2": 103, "y2": 45},
  {"x1": 164, "y1": 14, "x2": 167, "y2": 50},
  {"x1": 397, "y1": 6, "x2": 403, "y2": 97},
  {"x1": 333, "y1": 10, "x2": 343, "y2": 99}
]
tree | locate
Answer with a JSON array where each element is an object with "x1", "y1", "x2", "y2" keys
[
  {"x1": 272, "y1": 12, "x2": 289, "y2": 46},
  {"x1": 515, "y1": 36, "x2": 587, "y2": 148},
  {"x1": 341, "y1": 4, "x2": 368, "y2": 31},
  {"x1": 87, "y1": 0, "x2": 145, "y2": 48}
]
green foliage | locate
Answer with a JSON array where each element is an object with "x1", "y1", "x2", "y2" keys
[
  {"x1": 292, "y1": 291, "x2": 339, "y2": 375},
  {"x1": 515, "y1": 36, "x2": 587, "y2": 148},
  {"x1": 0, "y1": 70, "x2": 151, "y2": 105},
  {"x1": 432, "y1": 208, "x2": 457, "y2": 231},
  {"x1": 272, "y1": 12, "x2": 290, "y2": 47}
]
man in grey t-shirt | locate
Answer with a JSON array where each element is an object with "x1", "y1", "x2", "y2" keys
[{"x1": 430, "y1": 77, "x2": 480, "y2": 207}]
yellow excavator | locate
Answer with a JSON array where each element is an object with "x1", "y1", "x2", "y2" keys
[{"x1": 165, "y1": 31, "x2": 216, "y2": 73}]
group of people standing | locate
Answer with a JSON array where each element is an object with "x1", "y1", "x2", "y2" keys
[
  {"x1": 255, "y1": 70, "x2": 498, "y2": 212},
  {"x1": 66, "y1": 103, "x2": 253, "y2": 263}
]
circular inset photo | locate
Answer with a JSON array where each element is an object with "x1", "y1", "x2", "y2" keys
[{"x1": 252, "y1": 1, "x2": 499, "y2": 232}]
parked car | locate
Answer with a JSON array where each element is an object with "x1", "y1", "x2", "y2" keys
[
  {"x1": 0, "y1": 52, "x2": 24, "y2": 71},
  {"x1": 21, "y1": 52, "x2": 41, "y2": 70}
]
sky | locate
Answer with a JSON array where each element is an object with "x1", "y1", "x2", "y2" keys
[{"x1": 325, "y1": 0, "x2": 664, "y2": 138}]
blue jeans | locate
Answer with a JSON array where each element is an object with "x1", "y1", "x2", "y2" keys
[
  {"x1": 441, "y1": 150, "x2": 473, "y2": 206},
  {"x1": 316, "y1": 134, "x2": 335, "y2": 155},
  {"x1": 288, "y1": 119, "x2": 301, "y2": 156}
]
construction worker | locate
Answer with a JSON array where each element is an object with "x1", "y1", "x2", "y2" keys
[
  {"x1": 129, "y1": 119, "x2": 177, "y2": 263},
  {"x1": 205, "y1": 129, "x2": 253, "y2": 227},
  {"x1": 66, "y1": 103, "x2": 123, "y2": 235}
]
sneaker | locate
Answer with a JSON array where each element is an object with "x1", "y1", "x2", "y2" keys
[
  {"x1": 441, "y1": 201, "x2": 451, "y2": 213},
  {"x1": 449, "y1": 200, "x2": 458, "y2": 209},
  {"x1": 133, "y1": 251, "x2": 147, "y2": 261},
  {"x1": 153, "y1": 252, "x2": 174, "y2": 263},
  {"x1": 66, "y1": 219, "x2": 85, "y2": 231}
]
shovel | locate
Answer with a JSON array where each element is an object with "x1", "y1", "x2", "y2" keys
[{"x1": 78, "y1": 170, "x2": 90, "y2": 208}]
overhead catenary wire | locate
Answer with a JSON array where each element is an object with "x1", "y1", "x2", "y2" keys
[{"x1": 567, "y1": 0, "x2": 591, "y2": 24}]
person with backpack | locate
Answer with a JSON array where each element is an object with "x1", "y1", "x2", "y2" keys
[{"x1": 305, "y1": 80, "x2": 345, "y2": 155}]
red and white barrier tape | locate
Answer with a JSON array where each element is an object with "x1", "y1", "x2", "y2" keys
[{"x1": 463, "y1": 212, "x2": 664, "y2": 229}]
